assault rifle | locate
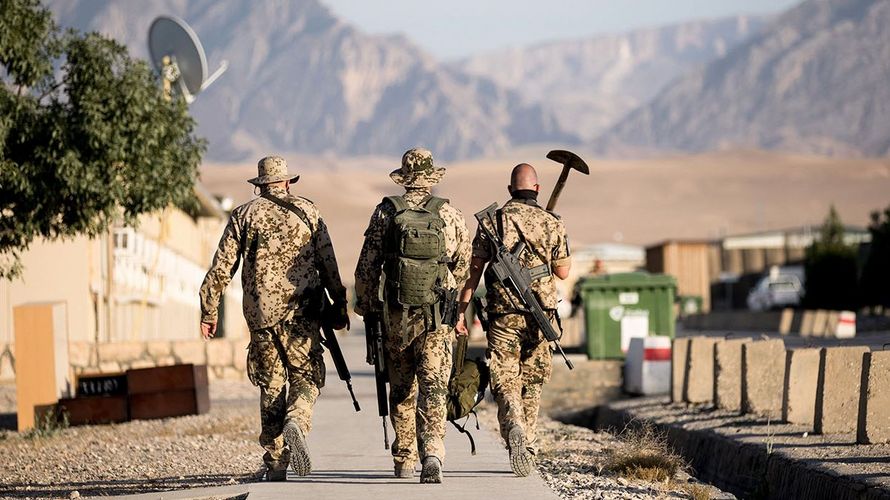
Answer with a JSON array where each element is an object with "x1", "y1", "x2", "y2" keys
[
  {"x1": 320, "y1": 297, "x2": 361, "y2": 412},
  {"x1": 364, "y1": 312, "x2": 390, "y2": 449},
  {"x1": 474, "y1": 203, "x2": 574, "y2": 370}
]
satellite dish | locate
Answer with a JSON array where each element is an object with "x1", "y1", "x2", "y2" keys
[{"x1": 148, "y1": 15, "x2": 227, "y2": 103}]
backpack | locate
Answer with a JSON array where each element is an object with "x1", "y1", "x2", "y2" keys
[
  {"x1": 447, "y1": 334, "x2": 491, "y2": 455},
  {"x1": 382, "y1": 195, "x2": 450, "y2": 324}
]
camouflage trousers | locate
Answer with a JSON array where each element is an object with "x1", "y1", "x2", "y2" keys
[
  {"x1": 487, "y1": 312, "x2": 553, "y2": 453},
  {"x1": 384, "y1": 306, "x2": 453, "y2": 467},
  {"x1": 246, "y1": 315, "x2": 326, "y2": 470}
]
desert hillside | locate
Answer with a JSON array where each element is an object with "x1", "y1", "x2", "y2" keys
[
  {"x1": 200, "y1": 150, "x2": 890, "y2": 285},
  {"x1": 596, "y1": 0, "x2": 890, "y2": 157}
]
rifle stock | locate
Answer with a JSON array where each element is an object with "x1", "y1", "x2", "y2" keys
[{"x1": 474, "y1": 204, "x2": 574, "y2": 370}]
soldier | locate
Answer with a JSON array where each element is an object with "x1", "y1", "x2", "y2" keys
[
  {"x1": 199, "y1": 156, "x2": 349, "y2": 481},
  {"x1": 455, "y1": 163, "x2": 572, "y2": 477},
  {"x1": 354, "y1": 148, "x2": 470, "y2": 483}
]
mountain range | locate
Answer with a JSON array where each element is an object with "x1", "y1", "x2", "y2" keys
[
  {"x1": 48, "y1": 0, "x2": 889, "y2": 161},
  {"x1": 454, "y1": 16, "x2": 764, "y2": 140},
  {"x1": 47, "y1": 0, "x2": 762, "y2": 162},
  {"x1": 595, "y1": 0, "x2": 890, "y2": 157}
]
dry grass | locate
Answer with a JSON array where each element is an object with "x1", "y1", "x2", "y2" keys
[
  {"x1": 605, "y1": 423, "x2": 685, "y2": 484},
  {"x1": 681, "y1": 483, "x2": 711, "y2": 500}
]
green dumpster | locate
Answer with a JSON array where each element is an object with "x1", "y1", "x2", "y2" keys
[{"x1": 576, "y1": 272, "x2": 677, "y2": 359}]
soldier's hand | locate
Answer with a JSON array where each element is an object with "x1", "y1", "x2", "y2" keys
[
  {"x1": 455, "y1": 313, "x2": 469, "y2": 337},
  {"x1": 332, "y1": 302, "x2": 350, "y2": 331},
  {"x1": 201, "y1": 321, "x2": 217, "y2": 340},
  {"x1": 333, "y1": 316, "x2": 350, "y2": 331}
]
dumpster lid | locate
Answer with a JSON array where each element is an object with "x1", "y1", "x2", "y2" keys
[{"x1": 577, "y1": 271, "x2": 677, "y2": 289}]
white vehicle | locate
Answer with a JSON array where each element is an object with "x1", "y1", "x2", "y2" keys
[{"x1": 747, "y1": 266, "x2": 805, "y2": 311}]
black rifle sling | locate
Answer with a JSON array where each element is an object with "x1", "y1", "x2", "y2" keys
[{"x1": 260, "y1": 193, "x2": 315, "y2": 233}]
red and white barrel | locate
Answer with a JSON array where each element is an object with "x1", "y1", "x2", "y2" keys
[
  {"x1": 835, "y1": 311, "x2": 856, "y2": 339},
  {"x1": 624, "y1": 335, "x2": 672, "y2": 395}
]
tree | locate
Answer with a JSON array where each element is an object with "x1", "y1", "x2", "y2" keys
[
  {"x1": 0, "y1": 0, "x2": 206, "y2": 279},
  {"x1": 860, "y1": 204, "x2": 890, "y2": 310},
  {"x1": 803, "y1": 206, "x2": 859, "y2": 310}
]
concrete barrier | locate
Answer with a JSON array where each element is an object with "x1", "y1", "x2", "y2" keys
[
  {"x1": 782, "y1": 348, "x2": 819, "y2": 425},
  {"x1": 857, "y1": 351, "x2": 890, "y2": 444},
  {"x1": 714, "y1": 338, "x2": 751, "y2": 412},
  {"x1": 684, "y1": 337, "x2": 720, "y2": 403},
  {"x1": 799, "y1": 311, "x2": 815, "y2": 337},
  {"x1": 814, "y1": 346, "x2": 869, "y2": 434},
  {"x1": 741, "y1": 339, "x2": 786, "y2": 418},
  {"x1": 682, "y1": 310, "x2": 856, "y2": 339},
  {"x1": 671, "y1": 337, "x2": 690, "y2": 403},
  {"x1": 812, "y1": 309, "x2": 829, "y2": 337},
  {"x1": 779, "y1": 308, "x2": 794, "y2": 335}
]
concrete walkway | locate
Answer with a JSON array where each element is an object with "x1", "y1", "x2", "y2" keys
[{"x1": 120, "y1": 332, "x2": 558, "y2": 500}]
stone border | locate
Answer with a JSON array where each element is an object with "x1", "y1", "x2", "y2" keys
[{"x1": 588, "y1": 398, "x2": 890, "y2": 499}]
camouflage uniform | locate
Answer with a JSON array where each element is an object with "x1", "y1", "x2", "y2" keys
[
  {"x1": 354, "y1": 149, "x2": 471, "y2": 470},
  {"x1": 472, "y1": 194, "x2": 571, "y2": 452},
  {"x1": 199, "y1": 156, "x2": 346, "y2": 472}
]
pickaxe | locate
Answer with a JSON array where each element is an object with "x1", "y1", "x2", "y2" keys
[{"x1": 545, "y1": 150, "x2": 589, "y2": 211}]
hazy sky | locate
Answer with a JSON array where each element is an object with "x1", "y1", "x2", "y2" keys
[{"x1": 324, "y1": 0, "x2": 802, "y2": 60}]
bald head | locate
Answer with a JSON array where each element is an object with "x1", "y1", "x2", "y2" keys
[{"x1": 510, "y1": 163, "x2": 539, "y2": 191}]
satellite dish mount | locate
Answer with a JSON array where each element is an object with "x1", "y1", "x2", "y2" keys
[{"x1": 148, "y1": 15, "x2": 227, "y2": 103}]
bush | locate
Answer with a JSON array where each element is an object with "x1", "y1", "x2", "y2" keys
[
  {"x1": 860, "y1": 205, "x2": 890, "y2": 311},
  {"x1": 605, "y1": 422, "x2": 686, "y2": 483},
  {"x1": 803, "y1": 206, "x2": 859, "y2": 310},
  {"x1": 0, "y1": 0, "x2": 206, "y2": 279}
]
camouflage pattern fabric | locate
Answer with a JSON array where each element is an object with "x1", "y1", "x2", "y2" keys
[
  {"x1": 472, "y1": 195, "x2": 571, "y2": 453},
  {"x1": 248, "y1": 316, "x2": 326, "y2": 470},
  {"x1": 471, "y1": 197, "x2": 570, "y2": 314},
  {"x1": 384, "y1": 307, "x2": 453, "y2": 467},
  {"x1": 355, "y1": 178, "x2": 470, "y2": 467},
  {"x1": 199, "y1": 185, "x2": 347, "y2": 331},
  {"x1": 389, "y1": 148, "x2": 446, "y2": 188},
  {"x1": 487, "y1": 312, "x2": 553, "y2": 453}
]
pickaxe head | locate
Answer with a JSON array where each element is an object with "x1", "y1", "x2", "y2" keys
[
  {"x1": 544, "y1": 149, "x2": 589, "y2": 212},
  {"x1": 546, "y1": 149, "x2": 589, "y2": 175}
]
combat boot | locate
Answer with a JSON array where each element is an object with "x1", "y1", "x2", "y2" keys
[
  {"x1": 265, "y1": 468, "x2": 287, "y2": 482},
  {"x1": 420, "y1": 456, "x2": 443, "y2": 483},
  {"x1": 264, "y1": 448, "x2": 290, "y2": 481},
  {"x1": 394, "y1": 462, "x2": 415, "y2": 479},
  {"x1": 507, "y1": 426, "x2": 533, "y2": 477},
  {"x1": 283, "y1": 420, "x2": 312, "y2": 476}
]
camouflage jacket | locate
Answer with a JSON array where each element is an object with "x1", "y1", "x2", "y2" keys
[
  {"x1": 199, "y1": 186, "x2": 347, "y2": 331},
  {"x1": 354, "y1": 188, "x2": 471, "y2": 316},
  {"x1": 472, "y1": 196, "x2": 571, "y2": 314}
]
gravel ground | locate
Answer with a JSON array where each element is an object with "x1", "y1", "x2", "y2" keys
[
  {"x1": 474, "y1": 403, "x2": 732, "y2": 500},
  {"x1": 0, "y1": 381, "x2": 263, "y2": 499}
]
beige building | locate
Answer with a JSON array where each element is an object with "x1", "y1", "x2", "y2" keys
[
  {"x1": 0, "y1": 185, "x2": 249, "y2": 382},
  {"x1": 646, "y1": 240, "x2": 719, "y2": 312}
]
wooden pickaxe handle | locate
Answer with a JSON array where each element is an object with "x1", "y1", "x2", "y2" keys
[{"x1": 546, "y1": 167, "x2": 570, "y2": 212}]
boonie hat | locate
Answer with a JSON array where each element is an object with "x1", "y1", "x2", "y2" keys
[
  {"x1": 390, "y1": 148, "x2": 445, "y2": 188},
  {"x1": 248, "y1": 156, "x2": 300, "y2": 186}
]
